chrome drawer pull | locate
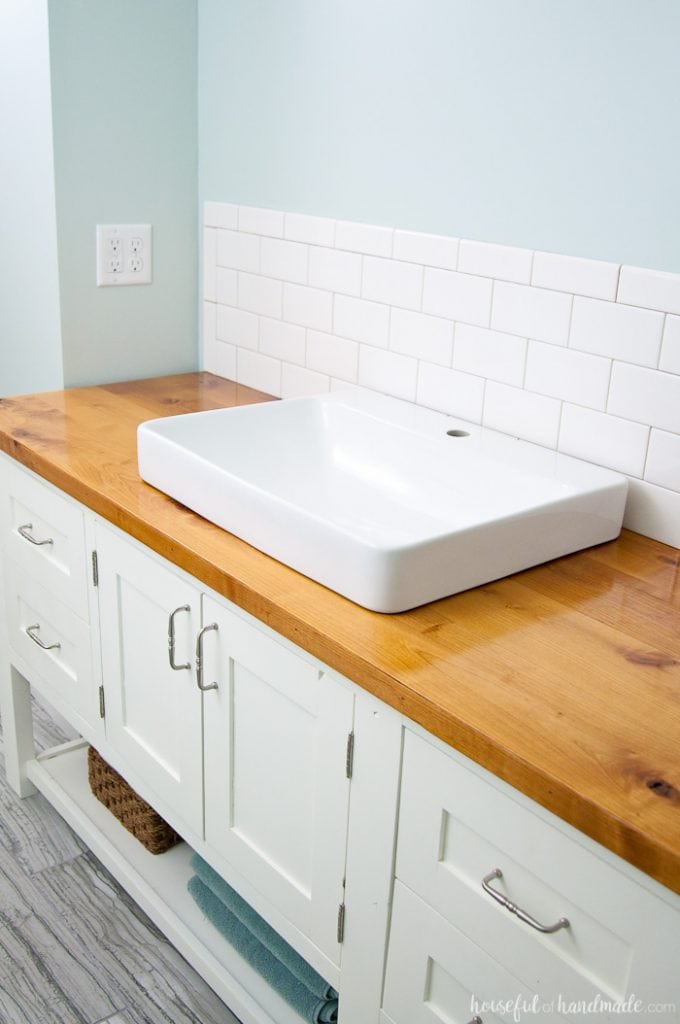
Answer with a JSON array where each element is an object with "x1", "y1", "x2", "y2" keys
[
  {"x1": 18, "y1": 523, "x2": 53, "y2": 547},
  {"x1": 26, "y1": 623, "x2": 61, "y2": 652},
  {"x1": 482, "y1": 869, "x2": 569, "y2": 934},
  {"x1": 195, "y1": 623, "x2": 219, "y2": 691},
  {"x1": 168, "y1": 605, "x2": 191, "y2": 671}
]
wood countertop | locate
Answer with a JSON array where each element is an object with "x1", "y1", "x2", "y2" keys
[{"x1": 1, "y1": 373, "x2": 679, "y2": 895}]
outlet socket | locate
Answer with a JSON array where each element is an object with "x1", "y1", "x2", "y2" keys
[{"x1": 96, "y1": 224, "x2": 152, "y2": 286}]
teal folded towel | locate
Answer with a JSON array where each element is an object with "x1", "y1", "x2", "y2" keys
[
  {"x1": 188, "y1": 875, "x2": 338, "y2": 1023},
  {"x1": 190, "y1": 853, "x2": 336, "y2": 1002}
]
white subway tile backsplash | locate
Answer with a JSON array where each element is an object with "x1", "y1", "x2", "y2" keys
[
  {"x1": 358, "y1": 346, "x2": 417, "y2": 401},
  {"x1": 204, "y1": 201, "x2": 238, "y2": 229},
  {"x1": 416, "y1": 363, "x2": 485, "y2": 422},
  {"x1": 215, "y1": 267, "x2": 238, "y2": 306},
  {"x1": 335, "y1": 220, "x2": 393, "y2": 257},
  {"x1": 334, "y1": 295, "x2": 390, "y2": 347},
  {"x1": 283, "y1": 283, "x2": 333, "y2": 331},
  {"x1": 281, "y1": 363, "x2": 330, "y2": 399},
  {"x1": 660, "y1": 315, "x2": 680, "y2": 374},
  {"x1": 393, "y1": 230, "x2": 459, "y2": 270},
  {"x1": 618, "y1": 266, "x2": 680, "y2": 315},
  {"x1": 285, "y1": 212, "x2": 336, "y2": 246},
  {"x1": 259, "y1": 317, "x2": 306, "y2": 365},
  {"x1": 608, "y1": 362, "x2": 680, "y2": 434},
  {"x1": 238, "y1": 205, "x2": 285, "y2": 237},
  {"x1": 559, "y1": 404, "x2": 649, "y2": 477},
  {"x1": 308, "y1": 246, "x2": 362, "y2": 296},
  {"x1": 483, "y1": 382, "x2": 561, "y2": 448},
  {"x1": 458, "y1": 240, "x2": 532, "y2": 284},
  {"x1": 525, "y1": 341, "x2": 610, "y2": 410},
  {"x1": 623, "y1": 479, "x2": 680, "y2": 550},
  {"x1": 260, "y1": 237, "x2": 308, "y2": 284},
  {"x1": 205, "y1": 337, "x2": 237, "y2": 382},
  {"x1": 216, "y1": 305, "x2": 259, "y2": 350},
  {"x1": 362, "y1": 256, "x2": 422, "y2": 310},
  {"x1": 532, "y1": 252, "x2": 619, "y2": 300},
  {"x1": 236, "y1": 349, "x2": 282, "y2": 397},
  {"x1": 569, "y1": 297, "x2": 663, "y2": 367},
  {"x1": 307, "y1": 330, "x2": 359, "y2": 382},
  {"x1": 203, "y1": 228, "x2": 217, "y2": 301},
  {"x1": 492, "y1": 282, "x2": 572, "y2": 345},
  {"x1": 238, "y1": 273, "x2": 282, "y2": 318},
  {"x1": 390, "y1": 308, "x2": 453, "y2": 366},
  {"x1": 644, "y1": 429, "x2": 680, "y2": 493},
  {"x1": 453, "y1": 324, "x2": 526, "y2": 387},
  {"x1": 422, "y1": 268, "x2": 493, "y2": 326},
  {"x1": 217, "y1": 229, "x2": 260, "y2": 273}
]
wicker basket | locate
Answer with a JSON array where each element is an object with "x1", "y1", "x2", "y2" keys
[{"x1": 87, "y1": 747, "x2": 182, "y2": 855}]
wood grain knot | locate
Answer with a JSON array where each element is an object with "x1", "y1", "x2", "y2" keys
[
  {"x1": 622, "y1": 649, "x2": 679, "y2": 668},
  {"x1": 658, "y1": 554, "x2": 680, "y2": 567},
  {"x1": 160, "y1": 397, "x2": 181, "y2": 406},
  {"x1": 646, "y1": 778, "x2": 680, "y2": 802}
]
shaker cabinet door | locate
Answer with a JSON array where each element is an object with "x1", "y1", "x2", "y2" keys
[
  {"x1": 201, "y1": 594, "x2": 354, "y2": 966},
  {"x1": 96, "y1": 525, "x2": 203, "y2": 837}
]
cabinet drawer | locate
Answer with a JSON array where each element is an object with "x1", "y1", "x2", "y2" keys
[
  {"x1": 5, "y1": 562, "x2": 101, "y2": 736},
  {"x1": 397, "y1": 731, "x2": 680, "y2": 1014},
  {"x1": 383, "y1": 880, "x2": 568, "y2": 1024},
  {"x1": 1, "y1": 458, "x2": 90, "y2": 620}
]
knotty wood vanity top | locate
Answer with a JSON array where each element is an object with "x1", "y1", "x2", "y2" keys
[{"x1": 1, "y1": 373, "x2": 679, "y2": 894}]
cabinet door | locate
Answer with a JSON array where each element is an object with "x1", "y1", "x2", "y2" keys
[
  {"x1": 97, "y1": 525, "x2": 202, "y2": 837},
  {"x1": 202, "y1": 594, "x2": 354, "y2": 966}
]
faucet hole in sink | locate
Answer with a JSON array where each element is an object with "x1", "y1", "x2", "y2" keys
[{"x1": 446, "y1": 428, "x2": 470, "y2": 438}]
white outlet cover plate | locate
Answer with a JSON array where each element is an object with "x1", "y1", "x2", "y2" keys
[{"x1": 96, "y1": 224, "x2": 152, "y2": 286}]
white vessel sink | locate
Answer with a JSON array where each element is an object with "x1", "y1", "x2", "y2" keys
[{"x1": 137, "y1": 390, "x2": 627, "y2": 613}]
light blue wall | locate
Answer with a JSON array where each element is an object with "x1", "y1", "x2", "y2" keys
[
  {"x1": 198, "y1": 0, "x2": 680, "y2": 272},
  {"x1": 0, "y1": 0, "x2": 64, "y2": 397},
  {"x1": 49, "y1": 0, "x2": 198, "y2": 387}
]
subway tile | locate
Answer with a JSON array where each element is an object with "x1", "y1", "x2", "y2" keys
[
  {"x1": 453, "y1": 324, "x2": 527, "y2": 387},
  {"x1": 559, "y1": 404, "x2": 649, "y2": 477},
  {"x1": 259, "y1": 317, "x2": 306, "y2": 365},
  {"x1": 569, "y1": 296, "x2": 663, "y2": 367},
  {"x1": 458, "y1": 239, "x2": 533, "y2": 284},
  {"x1": 358, "y1": 345, "x2": 418, "y2": 401},
  {"x1": 483, "y1": 381, "x2": 561, "y2": 448},
  {"x1": 306, "y1": 330, "x2": 359, "y2": 382},
  {"x1": 393, "y1": 230, "x2": 459, "y2": 270},
  {"x1": 203, "y1": 300, "x2": 216, "y2": 349},
  {"x1": 203, "y1": 228, "x2": 217, "y2": 301},
  {"x1": 238, "y1": 205, "x2": 285, "y2": 237},
  {"x1": 204, "y1": 201, "x2": 238, "y2": 229},
  {"x1": 525, "y1": 341, "x2": 610, "y2": 409},
  {"x1": 217, "y1": 229, "x2": 260, "y2": 272},
  {"x1": 659, "y1": 315, "x2": 680, "y2": 375},
  {"x1": 422, "y1": 269, "x2": 493, "y2": 327},
  {"x1": 532, "y1": 251, "x2": 619, "y2": 300},
  {"x1": 608, "y1": 362, "x2": 680, "y2": 433},
  {"x1": 281, "y1": 363, "x2": 330, "y2": 399},
  {"x1": 205, "y1": 337, "x2": 237, "y2": 382},
  {"x1": 334, "y1": 295, "x2": 390, "y2": 347},
  {"x1": 282, "y1": 283, "x2": 333, "y2": 331},
  {"x1": 362, "y1": 256, "x2": 423, "y2": 310},
  {"x1": 491, "y1": 281, "x2": 572, "y2": 345},
  {"x1": 285, "y1": 212, "x2": 336, "y2": 246},
  {"x1": 236, "y1": 349, "x2": 281, "y2": 397},
  {"x1": 416, "y1": 362, "x2": 485, "y2": 422},
  {"x1": 644, "y1": 429, "x2": 680, "y2": 493},
  {"x1": 260, "y1": 237, "x2": 308, "y2": 284},
  {"x1": 335, "y1": 220, "x2": 393, "y2": 257},
  {"x1": 215, "y1": 305, "x2": 259, "y2": 350},
  {"x1": 308, "y1": 246, "x2": 362, "y2": 296},
  {"x1": 238, "y1": 273, "x2": 282, "y2": 318},
  {"x1": 623, "y1": 478, "x2": 680, "y2": 549},
  {"x1": 618, "y1": 265, "x2": 680, "y2": 315},
  {"x1": 215, "y1": 267, "x2": 238, "y2": 306},
  {"x1": 390, "y1": 308, "x2": 453, "y2": 366}
]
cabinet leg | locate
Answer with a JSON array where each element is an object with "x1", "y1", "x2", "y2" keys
[{"x1": 0, "y1": 665, "x2": 37, "y2": 797}]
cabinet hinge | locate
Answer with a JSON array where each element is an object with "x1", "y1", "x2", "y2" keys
[
  {"x1": 98, "y1": 685, "x2": 105, "y2": 719},
  {"x1": 91, "y1": 550, "x2": 99, "y2": 588},
  {"x1": 345, "y1": 731, "x2": 354, "y2": 779},
  {"x1": 337, "y1": 902, "x2": 346, "y2": 944}
]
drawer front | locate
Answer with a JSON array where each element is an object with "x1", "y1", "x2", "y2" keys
[
  {"x1": 5, "y1": 562, "x2": 102, "y2": 737},
  {"x1": 383, "y1": 881, "x2": 569, "y2": 1024},
  {"x1": 397, "y1": 731, "x2": 680, "y2": 1015},
  {"x1": 1, "y1": 458, "x2": 90, "y2": 620}
]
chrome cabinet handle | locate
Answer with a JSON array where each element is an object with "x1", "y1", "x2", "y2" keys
[
  {"x1": 195, "y1": 623, "x2": 218, "y2": 691},
  {"x1": 168, "y1": 605, "x2": 191, "y2": 670},
  {"x1": 18, "y1": 523, "x2": 53, "y2": 547},
  {"x1": 482, "y1": 869, "x2": 569, "y2": 934},
  {"x1": 26, "y1": 623, "x2": 61, "y2": 651}
]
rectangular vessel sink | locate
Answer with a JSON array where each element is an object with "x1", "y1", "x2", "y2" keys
[{"x1": 137, "y1": 390, "x2": 627, "y2": 613}]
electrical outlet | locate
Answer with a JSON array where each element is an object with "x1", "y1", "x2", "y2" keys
[{"x1": 96, "y1": 225, "x2": 152, "y2": 286}]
